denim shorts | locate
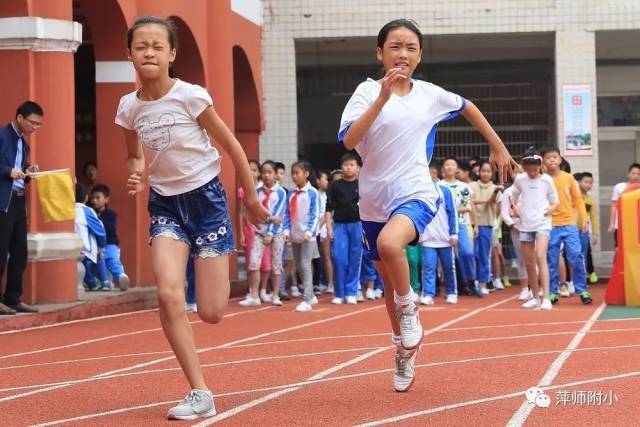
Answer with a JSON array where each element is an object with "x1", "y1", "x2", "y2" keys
[
  {"x1": 148, "y1": 177, "x2": 235, "y2": 258},
  {"x1": 519, "y1": 228, "x2": 551, "y2": 242},
  {"x1": 362, "y1": 199, "x2": 439, "y2": 261}
]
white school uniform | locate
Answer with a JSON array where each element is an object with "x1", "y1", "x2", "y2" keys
[
  {"x1": 284, "y1": 182, "x2": 321, "y2": 243},
  {"x1": 338, "y1": 78, "x2": 466, "y2": 223}
]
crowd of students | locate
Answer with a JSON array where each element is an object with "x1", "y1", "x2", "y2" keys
[{"x1": 237, "y1": 149, "x2": 639, "y2": 313}]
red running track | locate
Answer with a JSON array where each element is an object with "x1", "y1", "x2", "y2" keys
[{"x1": 0, "y1": 285, "x2": 638, "y2": 426}]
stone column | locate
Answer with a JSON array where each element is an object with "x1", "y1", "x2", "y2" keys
[{"x1": 0, "y1": 9, "x2": 83, "y2": 303}]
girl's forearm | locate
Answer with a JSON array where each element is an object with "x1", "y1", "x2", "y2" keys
[{"x1": 343, "y1": 98, "x2": 385, "y2": 150}]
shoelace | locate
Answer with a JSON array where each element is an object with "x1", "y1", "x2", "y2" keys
[
  {"x1": 397, "y1": 309, "x2": 415, "y2": 331},
  {"x1": 182, "y1": 390, "x2": 202, "y2": 405}
]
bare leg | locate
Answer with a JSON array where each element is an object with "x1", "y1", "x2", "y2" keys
[
  {"x1": 535, "y1": 236, "x2": 550, "y2": 299},
  {"x1": 248, "y1": 270, "x2": 260, "y2": 298},
  {"x1": 375, "y1": 261, "x2": 400, "y2": 336},
  {"x1": 492, "y1": 245, "x2": 503, "y2": 279},
  {"x1": 194, "y1": 254, "x2": 230, "y2": 324},
  {"x1": 152, "y1": 237, "x2": 206, "y2": 390},
  {"x1": 520, "y1": 241, "x2": 539, "y2": 300},
  {"x1": 376, "y1": 215, "x2": 416, "y2": 297},
  {"x1": 259, "y1": 271, "x2": 270, "y2": 294}
]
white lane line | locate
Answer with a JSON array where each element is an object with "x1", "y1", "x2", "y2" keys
[
  {"x1": 0, "y1": 296, "x2": 249, "y2": 337},
  {"x1": 354, "y1": 369, "x2": 640, "y2": 427},
  {"x1": 27, "y1": 342, "x2": 640, "y2": 427},
  {"x1": 227, "y1": 326, "x2": 640, "y2": 350},
  {"x1": 0, "y1": 346, "x2": 385, "y2": 393},
  {"x1": 192, "y1": 348, "x2": 388, "y2": 426},
  {"x1": 0, "y1": 306, "x2": 273, "y2": 360},
  {"x1": 0, "y1": 309, "x2": 159, "y2": 336},
  {"x1": 0, "y1": 305, "x2": 382, "y2": 403},
  {"x1": 0, "y1": 351, "x2": 174, "y2": 372},
  {"x1": 6, "y1": 325, "x2": 639, "y2": 373},
  {"x1": 506, "y1": 302, "x2": 606, "y2": 427}
]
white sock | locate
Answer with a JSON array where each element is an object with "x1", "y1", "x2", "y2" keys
[{"x1": 394, "y1": 290, "x2": 416, "y2": 310}]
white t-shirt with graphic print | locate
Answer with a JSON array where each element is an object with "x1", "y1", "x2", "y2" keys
[
  {"x1": 115, "y1": 79, "x2": 221, "y2": 196},
  {"x1": 441, "y1": 180, "x2": 473, "y2": 225},
  {"x1": 339, "y1": 78, "x2": 466, "y2": 223}
]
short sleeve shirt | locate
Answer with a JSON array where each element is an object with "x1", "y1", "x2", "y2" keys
[
  {"x1": 338, "y1": 79, "x2": 466, "y2": 222},
  {"x1": 511, "y1": 173, "x2": 558, "y2": 232},
  {"x1": 442, "y1": 180, "x2": 473, "y2": 225},
  {"x1": 115, "y1": 79, "x2": 220, "y2": 196}
]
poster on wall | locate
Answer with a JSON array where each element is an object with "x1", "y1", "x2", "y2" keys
[{"x1": 563, "y1": 84, "x2": 593, "y2": 156}]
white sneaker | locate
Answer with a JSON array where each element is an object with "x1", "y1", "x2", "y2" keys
[
  {"x1": 492, "y1": 278, "x2": 505, "y2": 290},
  {"x1": 413, "y1": 292, "x2": 420, "y2": 303},
  {"x1": 446, "y1": 294, "x2": 458, "y2": 304},
  {"x1": 309, "y1": 296, "x2": 319, "y2": 305},
  {"x1": 365, "y1": 288, "x2": 376, "y2": 300},
  {"x1": 290, "y1": 286, "x2": 301, "y2": 297},
  {"x1": 167, "y1": 389, "x2": 216, "y2": 420},
  {"x1": 374, "y1": 289, "x2": 384, "y2": 299},
  {"x1": 559, "y1": 284, "x2": 570, "y2": 298},
  {"x1": 259, "y1": 291, "x2": 272, "y2": 302},
  {"x1": 239, "y1": 296, "x2": 261, "y2": 307},
  {"x1": 481, "y1": 287, "x2": 490, "y2": 295},
  {"x1": 271, "y1": 297, "x2": 283, "y2": 306},
  {"x1": 325, "y1": 284, "x2": 335, "y2": 294},
  {"x1": 118, "y1": 273, "x2": 130, "y2": 291},
  {"x1": 393, "y1": 345, "x2": 419, "y2": 392},
  {"x1": 522, "y1": 298, "x2": 541, "y2": 309},
  {"x1": 318, "y1": 284, "x2": 328, "y2": 294},
  {"x1": 331, "y1": 297, "x2": 344, "y2": 305},
  {"x1": 396, "y1": 305, "x2": 423, "y2": 349},
  {"x1": 186, "y1": 303, "x2": 198, "y2": 313},
  {"x1": 540, "y1": 299, "x2": 553, "y2": 310},
  {"x1": 518, "y1": 288, "x2": 532, "y2": 301},
  {"x1": 419, "y1": 295, "x2": 434, "y2": 305},
  {"x1": 356, "y1": 291, "x2": 364, "y2": 302},
  {"x1": 295, "y1": 301, "x2": 313, "y2": 312},
  {"x1": 345, "y1": 296, "x2": 358, "y2": 304},
  {"x1": 567, "y1": 281, "x2": 575, "y2": 295}
]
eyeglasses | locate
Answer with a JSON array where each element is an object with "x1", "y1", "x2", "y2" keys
[{"x1": 22, "y1": 117, "x2": 43, "y2": 128}]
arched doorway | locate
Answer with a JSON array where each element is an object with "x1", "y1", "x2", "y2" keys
[
  {"x1": 169, "y1": 16, "x2": 207, "y2": 87},
  {"x1": 233, "y1": 46, "x2": 261, "y2": 161}
]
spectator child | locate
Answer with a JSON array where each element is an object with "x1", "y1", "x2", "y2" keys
[
  {"x1": 510, "y1": 150, "x2": 558, "y2": 309},
  {"x1": 542, "y1": 147, "x2": 592, "y2": 305},
  {"x1": 285, "y1": 161, "x2": 321, "y2": 312},
  {"x1": 325, "y1": 152, "x2": 362, "y2": 305},
  {"x1": 470, "y1": 161, "x2": 501, "y2": 294},
  {"x1": 316, "y1": 170, "x2": 334, "y2": 294},
  {"x1": 420, "y1": 179, "x2": 458, "y2": 305},
  {"x1": 90, "y1": 184, "x2": 130, "y2": 291},
  {"x1": 576, "y1": 171, "x2": 599, "y2": 283},
  {"x1": 239, "y1": 161, "x2": 287, "y2": 306},
  {"x1": 74, "y1": 183, "x2": 110, "y2": 291}
]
